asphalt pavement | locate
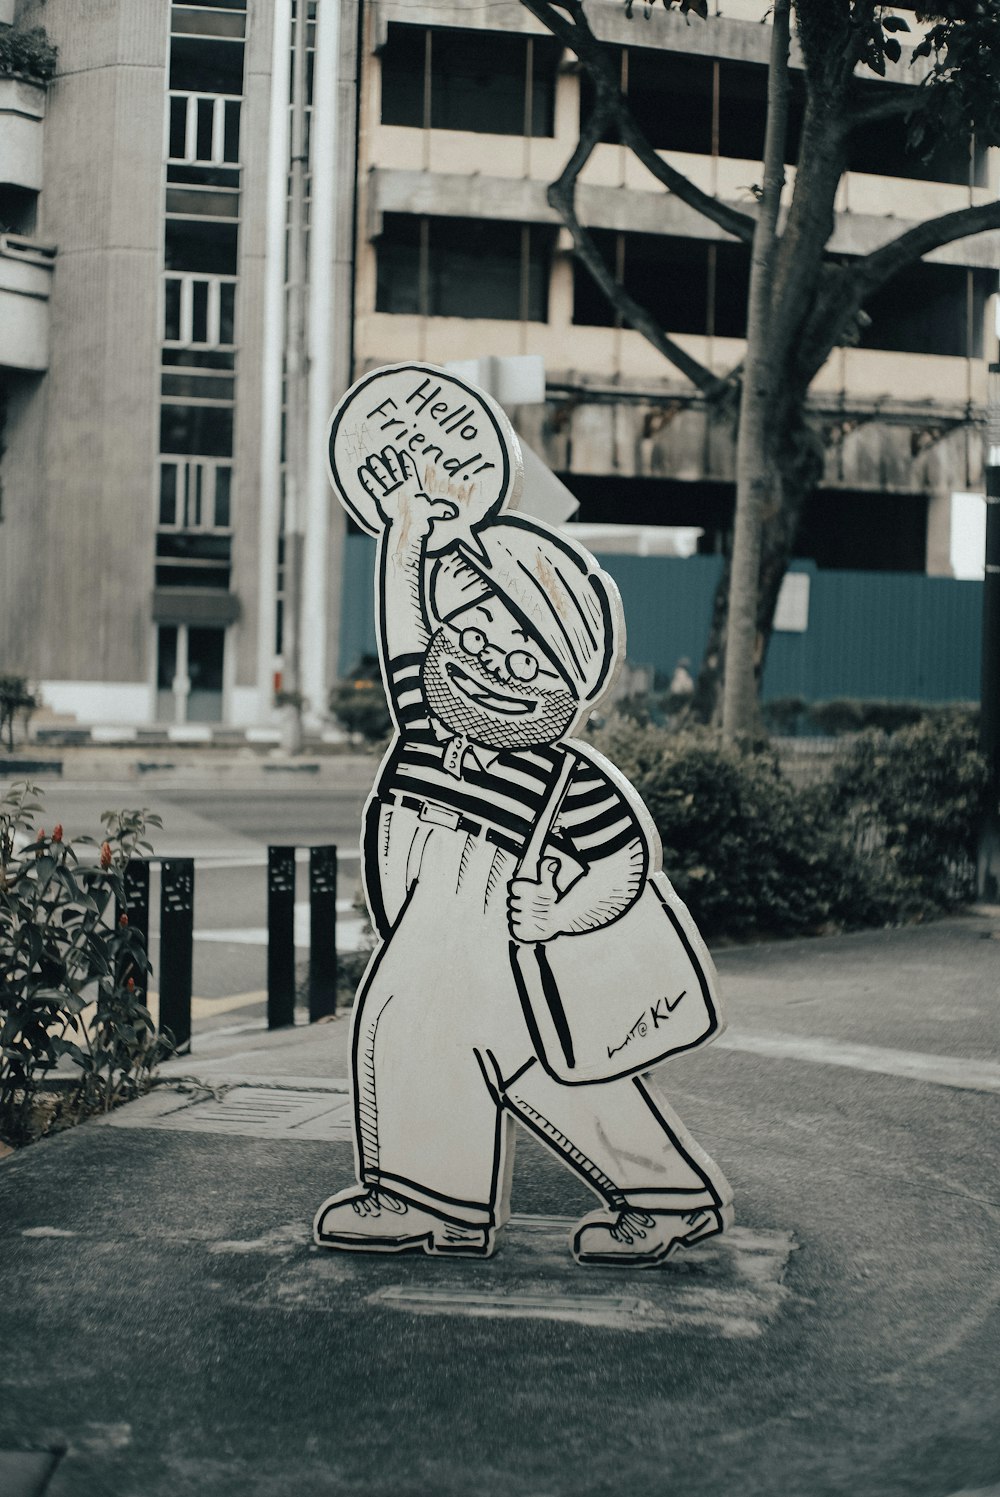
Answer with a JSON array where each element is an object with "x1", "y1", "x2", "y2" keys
[
  {"x1": 4, "y1": 759, "x2": 1000, "y2": 1494},
  {"x1": 2, "y1": 878, "x2": 999, "y2": 1497}
]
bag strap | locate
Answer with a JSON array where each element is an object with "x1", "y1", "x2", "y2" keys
[{"x1": 518, "y1": 749, "x2": 577, "y2": 881}]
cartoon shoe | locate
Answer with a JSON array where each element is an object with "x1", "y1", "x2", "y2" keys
[
  {"x1": 313, "y1": 1186, "x2": 493, "y2": 1257},
  {"x1": 571, "y1": 1204, "x2": 732, "y2": 1267}
]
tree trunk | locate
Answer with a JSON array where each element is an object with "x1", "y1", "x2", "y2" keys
[
  {"x1": 720, "y1": 0, "x2": 791, "y2": 741},
  {"x1": 692, "y1": 393, "x2": 821, "y2": 725}
]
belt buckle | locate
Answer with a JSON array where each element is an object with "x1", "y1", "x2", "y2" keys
[{"x1": 418, "y1": 800, "x2": 461, "y2": 831}]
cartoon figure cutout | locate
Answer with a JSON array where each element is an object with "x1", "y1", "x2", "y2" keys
[{"x1": 315, "y1": 364, "x2": 732, "y2": 1266}]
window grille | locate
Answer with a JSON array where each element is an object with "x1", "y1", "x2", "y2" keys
[
  {"x1": 163, "y1": 272, "x2": 236, "y2": 347},
  {"x1": 159, "y1": 459, "x2": 233, "y2": 530},
  {"x1": 169, "y1": 92, "x2": 241, "y2": 165}
]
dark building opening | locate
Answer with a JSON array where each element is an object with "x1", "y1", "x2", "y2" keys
[
  {"x1": 169, "y1": 36, "x2": 245, "y2": 95},
  {"x1": 380, "y1": 24, "x2": 560, "y2": 137},
  {"x1": 572, "y1": 231, "x2": 750, "y2": 338},
  {"x1": 580, "y1": 49, "x2": 805, "y2": 162},
  {"x1": 859, "y1": 262, "x2": 992, "y2": 358},
  {"x1": 558, "y1": 473, "x2": 734, "y2": 552},
  {"x1": 375, "y1": 214, "x2": 554, "y2": 321},
  {"x1": 847, "y1": 81, "x2": 985, "y2": 185},
  {"x1": 165, "y1": 218, "x2": 238, "y2": 275},
  {"x1": 794, "y1": 489, "x2": 927, "y2": 572},
  {"x1": 557, "y1": 472, "x2": 928, "y2": 572}
]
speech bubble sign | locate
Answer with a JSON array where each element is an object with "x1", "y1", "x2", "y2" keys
[{"x1": 327, "y1": 363, "x2": 523, "y2": 554}]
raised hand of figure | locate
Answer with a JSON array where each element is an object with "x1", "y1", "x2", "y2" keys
[
  {"x1": 356, "y1": 446, "x2": 459, "y2": 534},
  {"x1": 508, "y1": 859, "x2": 564, "y2": 944}
]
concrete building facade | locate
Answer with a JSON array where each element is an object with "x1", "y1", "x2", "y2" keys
[{"x1": 0, "y1": 0, "x2": 995, "y2": 726}]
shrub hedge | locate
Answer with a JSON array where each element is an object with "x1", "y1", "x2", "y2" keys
[
  {"x1": 587, "y1": 713, "x2": 989, "y2": 940},
  {"x1": 761, "y1": 697, "x2": 977, "y2": 738},
  {"x1": 0, "y1": 25, "x2": 58, "y2": 83},
  {"x1": 826, "y1": 712, "x2": 988, "y2": 912}
]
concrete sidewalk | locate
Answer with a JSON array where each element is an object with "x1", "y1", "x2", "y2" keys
[{"x1": 2, "y1": 912, "x2": 999, "y2": 1497}]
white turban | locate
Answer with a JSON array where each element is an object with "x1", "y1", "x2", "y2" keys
[{"x1": 429, "y1": 516, "x2": 622, "y2": 704}]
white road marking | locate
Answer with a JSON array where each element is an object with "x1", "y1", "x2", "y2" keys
[
  {"x1": 194, "y1": 899, "x2": 370, "y2": 952},
  {"x1": 714, "y1": 1029, "x2": 1000, "y2": 1095},
  {"x1": 194, "y1": 850, "x2": 360, "y2": 871}
]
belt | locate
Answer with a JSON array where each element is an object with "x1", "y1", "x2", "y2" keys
[{"x1": 384, "y1": 791, "x2": 515, "y2": 851}]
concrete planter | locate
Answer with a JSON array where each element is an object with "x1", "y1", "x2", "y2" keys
[
  {"x1": 0, "y1": 75, "x2": 46, "y2": 192},
  {"x1": 0, "y1": 237, "x2": 54, "y2": 372}
]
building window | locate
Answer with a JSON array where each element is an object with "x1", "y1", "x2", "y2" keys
[
  {"x1": 859, "y1": 262, "x2": 993, "y2": 357},
  {"x1": 376, "y1": 214, "x2": 553, "y2": 321},
  {"x1": 169, "y1": 92, "x2": 241, "y2": 165},
  {"x1": 573, "y1": 230, "x2": 751, "y2": 339},
  {"x1": 155, "y1": 533, "x2": 232, "y2": 590},
  {"x1": 160, "y1": 403, "x2": 234, "y2": 457},
  {"x1": 170, "y1": 36, "x2": 244, "y2": 94},
  {"x1": 171, "y1": 4, "x2": 247, "y2": 40},
  {"x1": 159, "y1": 459, "x2": 232, "y2": 528},
  {"x1": 157, "y1": 461, "x2": 232, "y2": 590},
  {"x1": 163, "y1": 273, "x2": 236, "y2": 346},
  {"x1": 847, "y1": 82, "x2": 984, "y2": 185},
  {"x1": 581, "y1": 48, "x2": 805, "y2": 163},
  {"x1": 571, "y1": 229, "x2": 988, "y2": 358},
  {"x1": 165, "y1": 217, "x2": 238, "y2": 274},
  {"x1": 380, "y1": 24, "x2": 560, "y2": 137}
]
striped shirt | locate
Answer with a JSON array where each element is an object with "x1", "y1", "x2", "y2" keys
[{"x1": 379, "y1": 652, "x2": 646, "y2": 870}]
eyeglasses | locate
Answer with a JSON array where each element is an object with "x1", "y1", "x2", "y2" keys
[{"x1": 459, "y1": 627, "x2": 540, "y2": 683}]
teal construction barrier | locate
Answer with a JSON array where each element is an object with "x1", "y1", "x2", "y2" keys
[{"x1": 339, "y1": 534, "x2": 983, "y2": 705}]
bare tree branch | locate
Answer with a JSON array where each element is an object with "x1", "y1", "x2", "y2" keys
[
  {"x1": 546, "y1": 86, "x2": 724, "y2": 393},
  {"x1": 521, "y1": 0, "x2": 755, "y2": 244},
  {"x1": 614, "y1": 105, "x2": 755, "y2": 246},
  {"x1": 790, "y1": 195, "x2": 1000, "y2": 391},
  {"x1": 855, "y1": 197, "x2": 1000, "y2": 298}
]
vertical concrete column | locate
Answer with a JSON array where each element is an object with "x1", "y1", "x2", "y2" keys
[
  {"x1": 256, "y1": 0, "x2": 292, "y2": 721},
  {"x1": 302, "y1": 0, "x2": 342, "y2": 724},
  {"x1": 926, "y1": 488, "x2": 956, "y2": 577}
]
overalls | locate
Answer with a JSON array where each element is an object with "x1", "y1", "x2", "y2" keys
[{"x1": 349, "y1": 796, "x2": 726, "y2": 1229}]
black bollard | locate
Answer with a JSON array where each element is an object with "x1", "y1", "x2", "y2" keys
[
  {"x1": 309, "y1": 845, "x2": 338, "y2": 1021},
  {"x1": 116, "y1": 858, "x2": 150, "y2": 995},
  {"x1": 267, "y1": 846, "x2": 297, "y2": 1029},
  {"x1": 159, "y1": 858, "x2": 194, "y2": 1052}
]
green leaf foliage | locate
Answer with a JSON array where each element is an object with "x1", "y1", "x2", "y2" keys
[
  {"x1": 330, "y1": 656, "x2": 393, "y2": 745},
  {"x1": 588, "y1": 713, "x2": 989, "y2": 940},
  {"x1": 1, "y1": 782, "x2": 170, "y2": 1147},
  {"x1": 0, "y1": 25, "x2": 57, "y2": 84}
]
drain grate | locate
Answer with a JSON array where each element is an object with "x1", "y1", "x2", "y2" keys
[{"x1": 100, "y1": 1083, "x2": 353, "y2": 1141}]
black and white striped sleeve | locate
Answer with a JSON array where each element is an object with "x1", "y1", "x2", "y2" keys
[
  {"x1": 554, "y1": 759, "x2": 648, "y2": 869},
  {"x1": 386, "y1": 652, "x2": 430, "y2": 734}
]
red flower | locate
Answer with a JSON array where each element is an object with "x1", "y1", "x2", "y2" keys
[
  {"x1": 52, "y1": 824, "x2": 63, "y2": 843},
  {"x1": 99, "y1": 841, "x2": 113, "y2": 869},
  {"x1": 119, "y1": 913, "x2": 128, "y2": 927},
  {"x1": 36, "y1": 827, "x2": 45, "y2": 842},
  {"x1": 127, "y1": 976, "x2": 135, "y2": 992}
]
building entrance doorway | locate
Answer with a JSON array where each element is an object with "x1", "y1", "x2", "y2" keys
[{"x1": 156, "y1": 624, "x2": 225, "y2": 723}]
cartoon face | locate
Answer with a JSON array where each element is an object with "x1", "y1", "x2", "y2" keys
[{"x1": 421, "y1": 595, "x2": 579, "y2": 750}]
